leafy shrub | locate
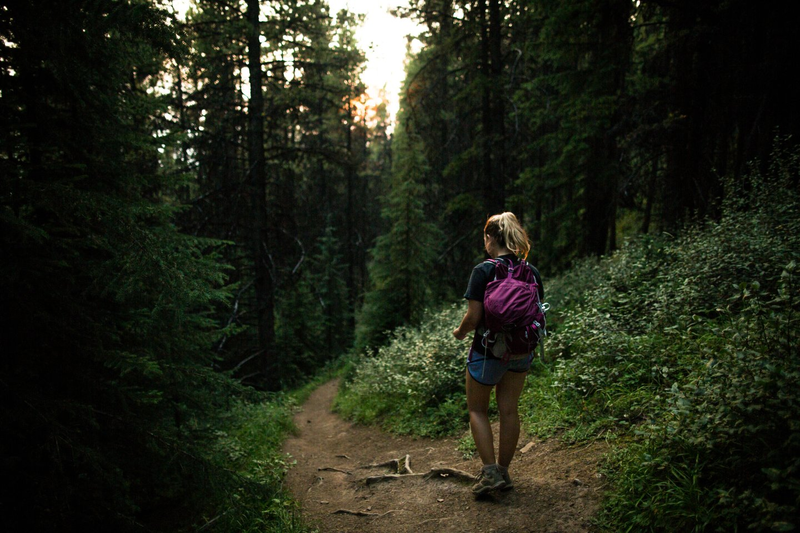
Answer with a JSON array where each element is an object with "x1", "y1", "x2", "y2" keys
[
  {"x1": 336, "y1": 304, "x2": 469, "y2": 437},
  {"x1": 601, "y1": 265, "x2": 799, "y2": 532},
  {"x1": 197, "y1": 396, "x2": 311, "y2": 533},
  {"x1": 540, "y1": 141, "x2": 800, "y2": 531}
]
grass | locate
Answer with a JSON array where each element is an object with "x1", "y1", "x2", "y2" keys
[{"x1": 196, "y1": 359, "x2": 348, "y2": 533}]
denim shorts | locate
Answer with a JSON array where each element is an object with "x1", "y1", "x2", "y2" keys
[{"x1": 467, "y1": 350, "x2": 534, "y2": 386}]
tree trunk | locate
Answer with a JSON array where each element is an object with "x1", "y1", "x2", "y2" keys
[
  {"x1": 246, "y1": 0, "x2": 275, "y2": 385},
  {"x1": 489, "y1": 0, "x2": 506, "y2": 212},
  {"x1": 345, "y1": 99, "x2": 356, "y2": 332},
  {"x1": 478, "y1": 0, "x2": 498, "y2": 213}
]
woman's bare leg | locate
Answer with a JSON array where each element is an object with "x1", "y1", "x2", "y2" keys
[
  {"x1": 495, "y1": 369, "x2": 527, "y2": 468},
  {"x1": 466, "y1": 368, "x2": 496, "y2": 465}
]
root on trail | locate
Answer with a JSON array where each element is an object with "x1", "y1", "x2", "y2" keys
[
  {"x1": 424, "y1": 467, "x2": 477, "y2": 482},
  {"x1": 360, "y1": 454, "x2": 413, "y2": 474},
  {"x1": 332, "y1": 509, "x2": 402, "y2": 518},
  {"x1": 332, "y1": 509, "x2": 380, "y2": 517},
  {"x1": 364, "y1": 467, "x2": 476, "y2": 486},
  {"x1": 317, "y1": 467, "x2": 351, "y2": 475},
  {"x1": 357, "y1": 454, "x2": 476, "y2": 486}
]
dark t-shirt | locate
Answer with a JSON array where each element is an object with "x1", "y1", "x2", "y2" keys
[{"x1": 463, "y1": 254, "x2": 544, "y2": 356}]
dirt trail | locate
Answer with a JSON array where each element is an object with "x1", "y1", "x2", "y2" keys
[{"x1": 282, "y1": 379, "x2": 607, "y2": 533}]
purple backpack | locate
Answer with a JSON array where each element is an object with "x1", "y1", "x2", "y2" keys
[{"x1": 482, "y1": 258, "x2": 547, "y2": 361}]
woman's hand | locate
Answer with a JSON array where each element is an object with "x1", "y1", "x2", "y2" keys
[{"x1": 454, "y1": 300, "x2": 483, "y2": 341}]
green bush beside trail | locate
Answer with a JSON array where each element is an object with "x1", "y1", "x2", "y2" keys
[
  {"x1": 538, "y1": 148, "x2": 799, "y2": 531},
  {"x1": 336, "y1": 305, "x2": 468, "y2": 437},
  {"x1": 201, "y1": 366, "x2": 341, "y2": 533},
  {"x1": 339, "y1": 146, "x2": 800, "y2": 532}
]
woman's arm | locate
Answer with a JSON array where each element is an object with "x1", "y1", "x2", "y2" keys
[{"x1": 453, "y1": 299, "x2": 484, "y2": 340}]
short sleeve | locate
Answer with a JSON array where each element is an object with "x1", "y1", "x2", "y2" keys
[{"x1": 463, "y1": 261, "x2": 494, "y2": 301}]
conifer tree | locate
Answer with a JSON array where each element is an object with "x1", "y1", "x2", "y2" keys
[
  {"x1": 355, "y1": 123, "x2": 442, "y2": 351},
  {"x1": 313, "y1": 223, "x2": 352, "y2": 355},
  {"x1": 180, "y1": 1, "x2": 374, "y2": 383},
  {"x1": 0, "y1": 0, "x2": 237, "y2": 528},
  {"x1": 275, "y1": 222, "x2": 352, "y2": 382}
]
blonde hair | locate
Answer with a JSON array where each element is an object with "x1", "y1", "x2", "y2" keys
[{"x1": 484, "y1": 212, "x2": 531, "y2": 260}]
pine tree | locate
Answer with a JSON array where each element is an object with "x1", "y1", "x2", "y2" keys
[
  {"x1": 355, "y1": 123, "x2": 442, "y2": 351},
  {"x1": 180, "y1": 1, "x2": 374, "y2": 385},
  {"x1": 0, "y1": 0, "x2": 237, "y2": 528}
]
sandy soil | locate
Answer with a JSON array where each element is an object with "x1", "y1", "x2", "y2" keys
[{"x1": 282, "y1": 379, "x2": 608, "y2": 533}]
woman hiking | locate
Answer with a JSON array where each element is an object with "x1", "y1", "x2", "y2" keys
[{"x1": 453, "y1": 212, "x2": 544, "y2": 495}]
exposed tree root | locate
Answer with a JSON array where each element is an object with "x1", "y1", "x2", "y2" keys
[
  {"x1": 360, "y1": 459, "x2": 397, "y2": 469},
  {"x1": 317, "y1": 467, "x2": 351, "y2": 475},
  {"x1": 363, "y1": 468, "x2": 476, "y2": 486},
  {"x1": 401, "y1": 454, "x2": 412, "y2": 474},
  {"x1": 357, "y1": 454, "x2": 476, "y2": 486},
  {"x1": 364, "y1": 473, "x2": 425, "y2": 486},
  {"x1": 423, "y1": 467, "x2": 476, "y2": 483},
  {"x1": 418, "y1": 516, "x2": 455, "y2": 526},
  {"x1": 360, "y1": 454, "x2": 413, "y2": 474},
  {"x1": 332, "y1": 509, "x2": 380, "y2": 516}
]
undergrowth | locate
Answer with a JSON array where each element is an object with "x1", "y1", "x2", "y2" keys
[
  {"x1": 190, "y1": 394, "x2": 307, "y2": 533},
  {"x1": 534, "y1": 143, "x2": 800, "y2": 532},
  {"x1": 198, "y1": 361, "x2": 343, "y2": 533},
  {"x1": 339, "y1": 142, "x2": 800, "y2": 531},
  {"x1": 335, "y1": 305, "x2": 468, "y2": 437}
]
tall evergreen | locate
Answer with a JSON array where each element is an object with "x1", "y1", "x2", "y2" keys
[
  {"x1": 0, "y1": 0, "x2": 236, "y2": 528},
  {"x1": 390, "y1": 0, "x2": 800, "y2": 277},
  {"x1": 515, "y1": 0, "x2": 632, "y2": 262},
  {"x1": 180, "y1": 2, "x2": 374, "y2": 385},
  {"x1": 246, "y1": 0, "x2": 274, "y2": 381},
  {"x1": 355, "y1": 119, "x2": 442, "y2": 351}
]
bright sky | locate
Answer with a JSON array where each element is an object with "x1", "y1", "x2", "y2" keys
[
  {"x1": 326, "y1": 0, "x2": 422, "y2": 123},
  {"x1": 172, "y1": 1, "x2": 422, "y2": 126}
]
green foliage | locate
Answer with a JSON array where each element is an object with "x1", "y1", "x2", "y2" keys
[
  {"x1": 518, "y1": 358, "x2": 586, "y2": 441},
  {"x1": 181, "y1": 0, "x2": 374, "y2": 386},
  {"x1": 338, "y1": 304, "x2": 468, "y2": 437},
  {"x1": 393, "y1": 0, "x2": 800, "y2": 285},
  {"x1": 196, "y1": 397, "x2": 312, "y2": 533},
  {"x1": 456, "y1": 433, "x2": 478, "y2": 460},
  {"x1": 274, "y1": 225, "x2": 351, "y2": 386},
  {"x1": 535, "y1": 144, "x2": 800, "y2": 532},
  {"x1": 598, "y1": 264, "x2": 800, "y2": 532},
  {"x1": 354, "y1": 126, "x2": 443, "y2": 352},
  {"x1": 0, "y1": 1, "x2": 309, "y2": 531}
]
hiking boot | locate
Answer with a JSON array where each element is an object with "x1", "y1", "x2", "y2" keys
[
  {"x1": 471, "y1": 464, "x2": 506, "y2": 495},
  {"x1": 498, "y1": 465, "x2": 514, "y2": 491}
]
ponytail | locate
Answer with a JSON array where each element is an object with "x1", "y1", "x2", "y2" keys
[{"x1": 484, "y1": 212, "x2": 531, "y2": 260}]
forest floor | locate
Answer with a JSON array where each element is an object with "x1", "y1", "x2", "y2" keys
[{"x1": 282, "y1": 379, "x2": 609, "y2": 533}]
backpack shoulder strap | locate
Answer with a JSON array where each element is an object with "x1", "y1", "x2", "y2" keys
[
  {"x1": 523, "y1": 260, "x2": 539, "y2": 283},
  {"x1": 483, "y1": 258, "x2": 501, "y2": 281}
]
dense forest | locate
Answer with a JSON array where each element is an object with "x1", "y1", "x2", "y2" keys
[{"x1": 1, "y1": 0, "x2": 798, "y2": 531}]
